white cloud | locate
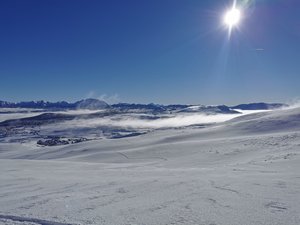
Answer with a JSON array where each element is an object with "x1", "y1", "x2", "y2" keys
[
  {"x1": 98, "y1": 94, "x2": 120, "y2": 104},
  {"x1": 85, "y1": 91, "x2": 120, "y2": 104},
  {"x1": 285, "y1": 98, "x2": 300, "y2": 109},
  {"x1": 86, "y1": 90, "x2": 96, "y2": 99},
  {"x1": 60, "y1": 113, "x2": 241, "y2": 130}
]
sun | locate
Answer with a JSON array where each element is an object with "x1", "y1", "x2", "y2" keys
[{"x1": 224, "y1": 7, "x2": 241, "y2": 28}]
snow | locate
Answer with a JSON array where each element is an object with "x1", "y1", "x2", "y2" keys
[{"x1": 0, "y1": 106, "x2": 299, "y2": 224}]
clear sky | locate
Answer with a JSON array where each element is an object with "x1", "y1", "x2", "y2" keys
[{"x1": 1, "y1": 0, "x2": 299, "y2": 105}]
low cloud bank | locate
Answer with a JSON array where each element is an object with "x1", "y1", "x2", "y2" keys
[{"x1": 61, "y1": 113, "x2": 242, "y2": 129}]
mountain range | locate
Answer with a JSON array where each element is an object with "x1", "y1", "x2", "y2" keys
[
  {"x1": 0, "y1": 98, "x2": 109, "y2": 110},
  {"x1": 0, "y1": 99, "x2": 287, "y2": 111}
]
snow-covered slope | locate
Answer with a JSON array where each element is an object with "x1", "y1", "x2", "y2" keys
[{"x1": 0, "y1": 106, "x2": 299, "y2": 225}]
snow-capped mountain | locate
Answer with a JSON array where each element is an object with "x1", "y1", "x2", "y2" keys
[
  {"x1": 0, "y1": 99, "x2": 109, "y2": 110},
  {"x1": 231, "y1": 102, "x2": 287, "y2": 110},
  {"x1": 75, "y1": 98, "x2": 109, "y2": 110}
]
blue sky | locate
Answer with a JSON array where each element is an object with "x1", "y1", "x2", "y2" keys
[{"x1": 0, "y1": 0, "x2": 299, "y2": 105}]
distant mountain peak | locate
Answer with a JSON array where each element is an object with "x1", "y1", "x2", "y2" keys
[{"x1": 75, "y1": 98, "x2": 109, "y2": 110}]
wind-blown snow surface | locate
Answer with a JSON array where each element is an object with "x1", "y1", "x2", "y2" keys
[{"x1": 0, "y1": 107, "x2": 300, "y2": 225}]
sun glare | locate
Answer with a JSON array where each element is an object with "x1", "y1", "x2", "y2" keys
[{"x1": 224, "y1": 8, "x2": 241, "y2": 28}]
